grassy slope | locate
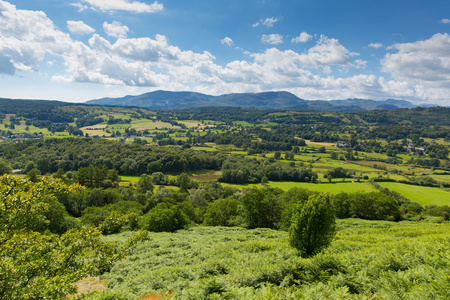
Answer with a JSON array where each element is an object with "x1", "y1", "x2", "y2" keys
[
  {"x1": 378, "y1": 182, "x2": 450, "y2": 206},
  {"x1": 93, "y1": 220, "x2": 450, "y2": 299},
  {"x1": 269, "y1": 181, "x2": 375, "y2": 193}
]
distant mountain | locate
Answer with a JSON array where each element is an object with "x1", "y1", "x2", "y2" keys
[{"x1": 87, "y1": 90, "x2": 418, "y2": 111}]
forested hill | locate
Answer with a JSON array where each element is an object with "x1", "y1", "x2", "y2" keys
[{"x1": 86, "y1": 90, "x2": 419, "y2": 111}]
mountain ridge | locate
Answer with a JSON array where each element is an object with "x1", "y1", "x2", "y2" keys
[{"x1": 87, "y1": 90, "x2": 418, "y2": 111}]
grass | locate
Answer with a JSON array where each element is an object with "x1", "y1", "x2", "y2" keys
[
  {"x1": 131, "y1": 120, "x2": 179, "y2": 131},
  {"x1": 378, "y1": 182, "x2": 450, "y2": 206},
  {"x1": 268, "y1": 181, "x2": 375, "y2": 193},
  {"x1": 189, "y1": 170, "x2": 222, "y2": 182},
  {"x1": 429, "y1": 174, "x2": 450, "y2": 184},
  {"x1": 121, "y1": 176, "x2": 141, "y2": 183},
  {"x1": 190, "y1": 146, "x2": 219, "y2": 152},
  {"x1": 89, "y1": 219, "x2": 450, "y2": 299},
  {"x1": 177, "y1": 120, "x2": 202, "y2": 128}
]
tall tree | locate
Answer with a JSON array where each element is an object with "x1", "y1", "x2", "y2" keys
[{"x1": 289, "y1": 193, "x2": 336, "y2": 257}]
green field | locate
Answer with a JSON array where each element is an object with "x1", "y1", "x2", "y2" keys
[
  {"x1": 269, "y1": 181, "x2": 375, "y2": 193},
  {"x1": 378, "y1": 182, "x2": 450, "y2": 206},
  {"x1": 91, "y1": 219, "x2": 450, "y2": 299},
  {"x1": 131, "y1": 119, "x2": 178, "y2": 131},
  {"x1": 120, "y1": 176, "x2": 140, "y2": 182}
]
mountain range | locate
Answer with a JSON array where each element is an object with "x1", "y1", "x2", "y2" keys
[{"x1": 86, "y1": 90, "x2": 418, "y2": 112}]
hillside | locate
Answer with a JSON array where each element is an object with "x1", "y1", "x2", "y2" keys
[{"x1": 87, "y1": 90, "x2": 418, "y2": 111}]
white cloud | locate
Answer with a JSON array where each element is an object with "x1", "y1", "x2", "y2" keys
[
  {"x1": 441, "y1": 19, "x2": 450, "y2": 24},
  {"x1": 291, "y1": 32, "x2": 313, "y2": 43},
  {"x1": 221, "y1": 37, "x2": 233, "y2": 46},
  {"x1": 303, "y1": 35, "x2": 353, "y2": 67},
  {"x1": 261, "y1": 34, "x2": 283, "y2": 45},
  {"x1": 3, "y1": 1, "x2": 450, "y2": 104},
  {"x1": 354, "y1": 59, "x2": 367, "y2": 69},
  {"x1": 103, "y1": 21, "x2": 129, "y2": 38},
  {"x1": 67, "y1": 20, "x2": 95, "y2": 35},
  {"x1": 253, "y1": 17, "x2": 280, "y2": 28},
  {"x1": 76, "y1": 0, "x2": 163, "y2": 13},
  {"x1": 368, "y1": 42, "x2": 383, "y2": 49},
  {"x1": 70, "y1": 3, "x2": 89, "y2": 12},
  {"x1": 382, "y1": 33, "x2": 450, "y2": 83}
]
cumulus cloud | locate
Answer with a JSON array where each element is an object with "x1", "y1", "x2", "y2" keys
[
  {"x1": 253, "y1": 17, "x2": 279, "y2": 28},
  {"x1": 67, "y1": 20, "x2": 95, "y2": 35},
  {"x1": 221, "y1": 37, "x2": 233, "y2": 46},
  {"x1": 261, "y1": 34, "x2": 283, "y2": 45},
  {"x1": 382, "y1": 33, "x2": 450, "y2": 83},
  {"x1": 3, "y1": 1, "x2": 450, "y2": 103},
  {"x1": 75, "y1": 0, "x2": 163, "y2": 13},
  {"x1": 441, "y1": 19, "x2": 450, "y2": 24},
  {"x1": 368, "y1": 42, "x2": 383, "y2": 49},
  {"x1": 103, "y1": 21, "x2": 129, "y2": 38},
  {"x1": 292, "y1": 32, "x2": 313, "y2": 43}
]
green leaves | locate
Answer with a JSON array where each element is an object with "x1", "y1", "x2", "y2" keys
[
  {"x1": 0, "y1": 175, "x2": 149, "y2": 299},
  {"x1": 289, "y1": 193, "x2": 336, "y2": 257}
]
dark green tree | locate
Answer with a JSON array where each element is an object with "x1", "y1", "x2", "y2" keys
[
  {"x1": 179, "y1": 172, "x2": 190, "y2": 193},
  {"x1": 289, "y1": 193, "x2": 336, "y2": 257},
  {"x1": 241, "y1": 188, "x2": 283, "y2": 229},
  {"x1": 0, "y1": 159, "x2": 12, "y2": 175},
  {"x1": 137, "y1": 173, "x2": 154, "y2": 194},
  {"x1": 203, "y1": 198, "x2": 240, "y2": 226}
]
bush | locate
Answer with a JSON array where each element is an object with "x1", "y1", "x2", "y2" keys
[
  {"x1": 203, "y1": 197, "x2": 240, "y2": 226},
  {"x1": 289, "y1": 193, "x2": 336, "y2": 257},
  {"x1": 141, "y1": 204, "x2": 189, "y2": 232}
]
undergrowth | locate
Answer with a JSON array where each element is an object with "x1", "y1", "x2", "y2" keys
[{"x1": 84, "y1": 219, "x2": 450, "y2": 299}]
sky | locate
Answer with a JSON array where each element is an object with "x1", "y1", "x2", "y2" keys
[{"x1": 1, "y1": 0, "x2": 450, "y2": 105}]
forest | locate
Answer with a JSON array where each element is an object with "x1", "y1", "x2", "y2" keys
[{"x1": 0, "y1": 99, "x2": 448, "y2": 299}]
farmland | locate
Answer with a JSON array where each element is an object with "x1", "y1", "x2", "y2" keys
[{"x1": 0, "y1": 101, "x2": 449, "y2": 299}]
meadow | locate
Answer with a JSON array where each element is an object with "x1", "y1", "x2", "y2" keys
[
  {"x1": 86, "y1": 219, "x2": 450, "y2": 299},
  {"x1": 377, "y1": 182, "x2": 450, "y2": 206}
]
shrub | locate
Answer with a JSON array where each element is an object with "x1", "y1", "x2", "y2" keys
[
  {"x1": 142, "y1": 204, "x2": 189, "y2": 232},
  {"x1": 289, "y1": 193, "x2": 336, "y2": 257}
]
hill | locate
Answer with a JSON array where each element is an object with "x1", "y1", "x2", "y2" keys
[{"x1": 87, "y1": 90, "x2": 418, "y2": 111}]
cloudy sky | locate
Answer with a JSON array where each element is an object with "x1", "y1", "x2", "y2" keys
[{"x1": 1, "y1": 0, "x2": 450, "y2": 105}]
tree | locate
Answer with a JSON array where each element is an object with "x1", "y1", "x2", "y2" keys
[
  {"x1": 274, "y1": 151, "x2": 281, "y2": 160},
  {"x1": 0, "y1": 160, "x2": 11, "y2": 175},
  {"x1": 203, "y1": 198, "x2": 240, "y2": 226},
  {"x1": 179, "y1": 172, "x2": 190, "y2": 193},
  {"x1": 289, "y1": 193, "x2": 336, "y2": 257},
  {"x1": 142, "y1": 203, "x2": 189, "y2": 232},
  {"x1": 261, "y1": 175, "x2": 269, "y2": 186},
  {"x1": 137, "y1": 173, "x2": 154, "y2": 194},
  {"x1": 241, "y1": 188, "x2": 283, "y2": 229},
  {"x1": 27, "y1": 168, "x2": 41, "y2": 182},
  {"x1": 0, "y1": 175, "x2": 149, "y2": 299},
  {"x1": 327, "y1": 175, "x2": 333, "y2": 183}
]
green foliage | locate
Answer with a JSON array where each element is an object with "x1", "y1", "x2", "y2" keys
[
  {"x1": 332, "y1": 191, "x2": 400, "y2": 221},
  {"x1": 0, "y1": 175, "x2": 149, "y2": 299},
  {"x1": 179, "y1": 172, "x2": 190, "y2": 193},
  {"x1": 27, "y1": 168, "x2": 40, "y2": 182},
  {"x1": 241, "y1": 188, "x2": 283, "y2": 229},
  {"x1": 136, "y1": 173, "x2": 153, "y2": 194},
  {"x1": 326, "y1": 167, "x2": 348, "y2": 179},
  {"x1": 203, "y1": 197, "x2": 240, "y2": 226},
  {"x1": 89, "y1": 220, "x2": 450, "y2": 299},
  {"x1": 289, "y1": 193, "x2": 336, "y2": 257},
  {"x1": 0, "y1": 159, "x2": 11, "y2": 175},
  {"x1": 141, "y1": 203, "x2": 190, "y2": 232},
  {"x1": 278, "y1": 187, "x2": 316, "y2": 231}
]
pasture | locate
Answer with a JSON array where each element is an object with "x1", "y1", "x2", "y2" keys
[{"x1": 378, "y1": 182, "x2": 450, "y2": 206}]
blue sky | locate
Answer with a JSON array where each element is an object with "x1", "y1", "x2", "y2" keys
[{"x1": 1, "y1": 0, "x2": 450, "y2": 105}]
